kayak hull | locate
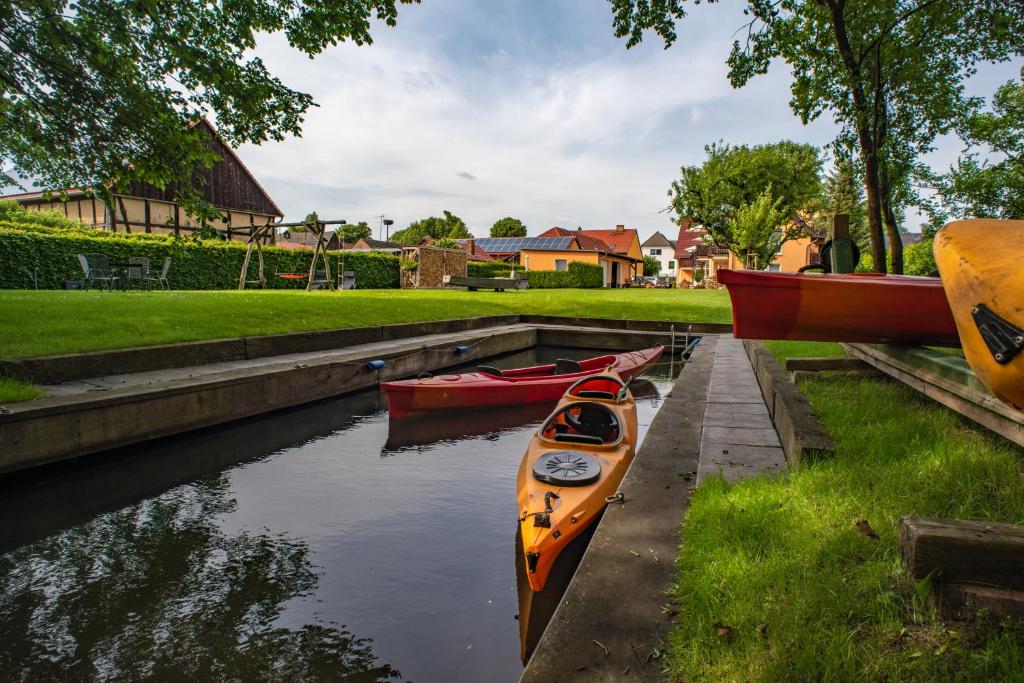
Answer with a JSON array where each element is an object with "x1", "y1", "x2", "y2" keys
[
  {"x1": 934, "y1": 219, "x2": 1024, "y2": 411},
  {"x1": 717, "y1": 269, "x2": 960, "y2": 346},
  {"x1": 382, "y1": 345, "x2": 663, "y2": 417},
  {"x1": 516, "y1": 372, "x2": 638, "y2": 593}
]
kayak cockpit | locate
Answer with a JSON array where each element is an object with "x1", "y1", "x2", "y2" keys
[{"x1": 541, "y1": 402, "x2": 621, "y2": 446}]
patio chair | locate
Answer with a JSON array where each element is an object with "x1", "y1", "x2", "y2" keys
[
  {"x1": 126, "y1": 257, "x2": 151, "y2": 290},
  {"x1": 78, "y1": 253, "x2": 120, "y2": 290},
  {"x1": 148, "y1": 257, "x2": 171, "y2": 290}
]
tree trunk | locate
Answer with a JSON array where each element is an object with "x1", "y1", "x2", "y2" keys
[
  {"x1": 881, "y1": 196, "x2": 903, "y2": 274},
  {"x1": 828, "y1": 1, "x2": 888, "y2": 273}
]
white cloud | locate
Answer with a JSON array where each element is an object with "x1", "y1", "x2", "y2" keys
[{"x1": 234, "y1": 2, "x2": 1021, "y2": 239}]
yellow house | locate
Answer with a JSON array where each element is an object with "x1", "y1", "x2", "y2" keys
[
  {"x1": 2, "y1": 119, "x2": 283, "y2": 243},
  {"x1": 467, "y1": 235, "x2": 640, "y2": 287}
]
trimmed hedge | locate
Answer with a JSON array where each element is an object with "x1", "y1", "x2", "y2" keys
[
  {"x1": 526, "y1": 261, "x2": 603, "y2": 288},
  {"x1": 0, "y1": 225, "x2": 400, "y2": 289},
  {"x1": 467, "y1": 261, "x2": 525, "y2": 278}
]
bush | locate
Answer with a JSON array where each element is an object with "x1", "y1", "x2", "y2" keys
[
  {"x1": 0, "y1": 199, "x2": 83, "y2": 230},
  {"x1": 467, "y1": 261, "x2": 524, "y2": 278},
  {"x1": 0, "y1": 223, "x2": 401, "y2": 289},
  {"x1": 526, "y1": 261, "x2": 603, "y2": 288},
  {"x1": 903, "y1": 239, "x2": 937, "y2": 276}
]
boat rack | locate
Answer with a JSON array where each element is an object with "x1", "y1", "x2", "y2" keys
[{"x1": 842, "y1": 343, "x2": 1024, "y2": 448}]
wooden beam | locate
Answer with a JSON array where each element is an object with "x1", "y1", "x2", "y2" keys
[
  {"x1": 144, "y1": 199, "x2": 151, "y2": 233},
  {"x1": 784, "y1": 357, "x2": 874, "y2": 372},
  {"x1": 899, "y1": 516, "x2": 1024, "y2": 591},
  {"x1": 174, "y1": 204, "x2": 180, "y2": 238},
  {"x1": 116, "y1": 195, "x2": 131, "y2": 233}
]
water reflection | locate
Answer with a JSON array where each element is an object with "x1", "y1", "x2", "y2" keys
[
  {"x1": 0, "y1": 478, "x2": 399, "y2": 681},
  {"x1": 0, "y1": 347, "x2": 674, "y2": 682}
]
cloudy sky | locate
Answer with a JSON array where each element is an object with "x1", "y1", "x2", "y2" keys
[{"x1": 239, "y1": 0, "x2": 1021, "y2": 241}]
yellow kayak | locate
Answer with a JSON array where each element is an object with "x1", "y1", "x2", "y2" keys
[
  {"x1": 934, "y1": 219, "x2": 1024, "y2": 410},
  {"x1": 516, "y1": 370, "x2": 638, "y2": 592}
]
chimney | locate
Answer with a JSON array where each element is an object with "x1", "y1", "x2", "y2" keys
[
  {"x1": 467, "y1": 238, "x2": 475, "y2": 255},
  {"x1": 615, "y1": 224, "x2": 625, "y2": 233}
]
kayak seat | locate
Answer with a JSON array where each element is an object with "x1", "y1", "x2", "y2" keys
[
  {"x1": 577, "y1": 390, "x2": 615, "y2": 399},
  {"x1": 566, "y1": 403, "x2": 619, "y2": 441},
  {"x1": 475, "y1": 365, "x2": 504, "y2": 376},
  {"x1": 554, "y1": 359, "x2": 583, "y2": 375},
  {"x1": 554, "y1": 433, "x2": 604, "y2": 445}
]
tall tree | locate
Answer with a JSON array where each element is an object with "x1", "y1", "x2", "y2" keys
[
  {"x1": 390, "y1": 210, "x2": 472, "y2": 245},
  {"x1": 727, "y1": 185, "x2": 792, "y2": 269},
  {"x1": 339, "y1": 221, "x2": 373, "y2": 243},
  {"x1": 608, "y1": 0, "x2": 1024, "y2": 273},
  {"x1": 823, "y1": 152, "x2": 868, "y2": 247},
  {"x1": 669, "y1": 140, "x2": 822, "y2": 251},
  {"x1": 933, "y1": 69, "x2": 1024, "y2": 220},
  {"x1": 0, "y1": 0, "x2": 414, "y2": 217},
  {"x1": 490, "y1": 217, "x2": 527, "y2": 237}
]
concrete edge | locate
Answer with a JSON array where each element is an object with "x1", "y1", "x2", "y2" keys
[
  {"x1": 1, "y1": 316, "x2": 731, "y2": 385},
  {"x1": 742, "y1": 340, "x2": 835, "y2": 466},
  {"x1": 520, "y1": 335, "x2": 717, "y2": 682}
]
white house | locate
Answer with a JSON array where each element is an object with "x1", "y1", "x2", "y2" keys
[{"x1": 640, "y1": 231, "x2": 677, "y2": 277}]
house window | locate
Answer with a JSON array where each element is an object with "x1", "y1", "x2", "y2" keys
[
  {"x1": 667, "y1": 260, "x2": 675, "y2": 270},
  {"x1": 649, "y1": 248, "x2": 661, "y2": 256},
  {"x1": 555, "y1": 259, "x2": 568, "y2": 271}
]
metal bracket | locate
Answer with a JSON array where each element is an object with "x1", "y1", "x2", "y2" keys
[{"x1": 972, "y1": 303, "x2": 1024, "y2": 365}]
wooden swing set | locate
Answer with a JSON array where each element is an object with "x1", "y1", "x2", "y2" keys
[{"x1": 236, "y1": 218, "x2": 348, "y2": 291}]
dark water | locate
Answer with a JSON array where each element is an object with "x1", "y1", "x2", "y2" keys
[{"x1": 0, "y1": 347, "x2": 676, "y2": 682}]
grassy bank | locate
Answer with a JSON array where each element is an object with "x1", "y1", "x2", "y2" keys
[
  {"x1": 0, "y1": 288, "x2": 731, "y2": 359},
  {"x1": 667, "y1": 344, "x2": 1024, "y2": 681},
  {"x1": 0, "y1": 376, "x2": 46, "y2": 404}
]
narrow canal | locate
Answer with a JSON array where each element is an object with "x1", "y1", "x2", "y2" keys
[{"x1": 0, "y1": 347, "x2": 676, "y2": 682}]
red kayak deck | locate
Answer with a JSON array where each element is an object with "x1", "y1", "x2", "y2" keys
[
  {"x1": 717, "y1": 269, "x2": 959, "y2": 346},
  {"x1": 382, "y1": 345, "x2": 664, "y2": 416}
]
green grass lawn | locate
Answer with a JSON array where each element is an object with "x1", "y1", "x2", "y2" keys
[
  {"x1": 667, "y1": 343, "x2": 1024, "y2": 681},
  {"x1": 0, "y1": 376, "x2": 46, "y2": 404},
  {"x1": 0, "y1": 288, "x2": 731, "y2": 359}
]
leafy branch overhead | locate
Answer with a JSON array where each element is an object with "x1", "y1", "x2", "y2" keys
[
  {"x1": 609, "y1": 0, "x2": 1024, "y2": 274},
  {"x1": 0, "y1": 0, "x2": 416, "y2": 213}
]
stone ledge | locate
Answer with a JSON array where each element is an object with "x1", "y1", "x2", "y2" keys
[{"x1": 742, "y1": 340, "x2": 835, "y2": 465}]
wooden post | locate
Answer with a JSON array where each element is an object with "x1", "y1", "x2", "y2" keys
[
  {"x1": 143, "y1": 199, "x2": 151, "y2": 233},
  {"x1": 174, "y1": 205, "x2": 181, "y2": 238}
]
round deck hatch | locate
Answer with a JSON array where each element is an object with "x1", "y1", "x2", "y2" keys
[
  {"x1": 438, "y1": 375, "x2": 461, "y2": 381},
  {"x1": 532, "y1": 451, "x2": 601, "y2": 486}
]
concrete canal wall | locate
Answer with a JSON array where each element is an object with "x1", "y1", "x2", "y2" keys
[{"x1": 0, "y1": 317, "x2": 727, "y2": 475}]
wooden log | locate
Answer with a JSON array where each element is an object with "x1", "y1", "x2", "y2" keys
[
  {"x1": 785, "y1": 357, "x2": 873, "y2": 372},
  {"x1": 899, "y1": 516, "x2": 1024, "y2": 591}
]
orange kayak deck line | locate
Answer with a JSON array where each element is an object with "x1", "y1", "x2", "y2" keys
[
  {"x1": 516, "y1": 371, "x2": 638, "y2": 593},
  {"x1": 717, "y1": 269, "x2": 960, "y2": 346},
  {"x1": 934, "y1": 219, "x2": 1024, "y2": 411},
  {"x1": 381, "y1": 345, "x2": 663, "y2": 417}
]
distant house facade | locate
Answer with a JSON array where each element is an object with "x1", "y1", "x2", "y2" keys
[
  {"x1": 536, "y1": 225, "x2": 644, "y2": 286},
  {"x1": 1, "y1": 119, "x2": 283, "y2": 243},
  {"x1": 458, "y1": 234, "x2": 639, "y2": 287},
  {"x1": 640, "y1": 231, "x2": 677, "y2": 277}
]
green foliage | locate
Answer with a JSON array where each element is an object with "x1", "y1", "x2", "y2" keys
[
  {"x1": 670, "y1": 141, "x2": 822, "y2": 250},
  {"x1": 823, "y1": 154, "x2": 868, "y2": 247},
  {"x1": 0, "y1": 224, "x2": 400, "y2": 290},
  {"x1": 431, "y1": 237, "x2": 460, "y2": 250},
  {"x1": 390, "y1": 211, "x2": 472, "y2": 245},
  {"x1": 934, "y1": 70, "x2": 1024, "y2": 221},
  {"x1": 643, "y1": 255, "x2": 661, "y2": 276},
  {"x1": 526, "y1": 262, "x2": 603, "y2": 289},
  {"x1": 339, "y1": 221, "x2": 373, "y2": 243},
  {"x1": 0, "y1": 0, "x2": 412, "y2": 216},
  {"x1": 0, "y1": 375, "x2": 46, "y2": 403},
  {"x1": 903, "y1": 240, "x2": 937, "y2": 277},
  {"x1": 0, "y1": 200, "x2": 82, "y2": 230},
  {"x1": 727, "y1": 185, "x2": 790, "y2": 270},
  {"x1": 466, "y1": 261, "x2": 524, "y2": 278},
  {"x1": 663, "y1": 342, "x2": 1024, "y2": 680},
  {"x1": 490, "y1": 217, "x2": 527, "y2": 237},
  {"x1": 609, "y1": 1, "x2": 1024, "y2": 275}
]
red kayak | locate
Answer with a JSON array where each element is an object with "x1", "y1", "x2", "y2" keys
[
  {"x1": 382, "y1": 345, "x2": 664, "y2": 417},
  {"x1": 717, "y1": 269, "x2": 960, "y2": 346}
]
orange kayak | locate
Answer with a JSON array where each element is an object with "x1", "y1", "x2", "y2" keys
[
  {"x1": 934, "y1": 219, "x2": 1024, "y2": 410},
  {"x1": 516, "y1": 370, "x2": 638, "y2": 592},
  {"x1": 382, "y1": 345, "x2": 663, "y2": 417}
]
